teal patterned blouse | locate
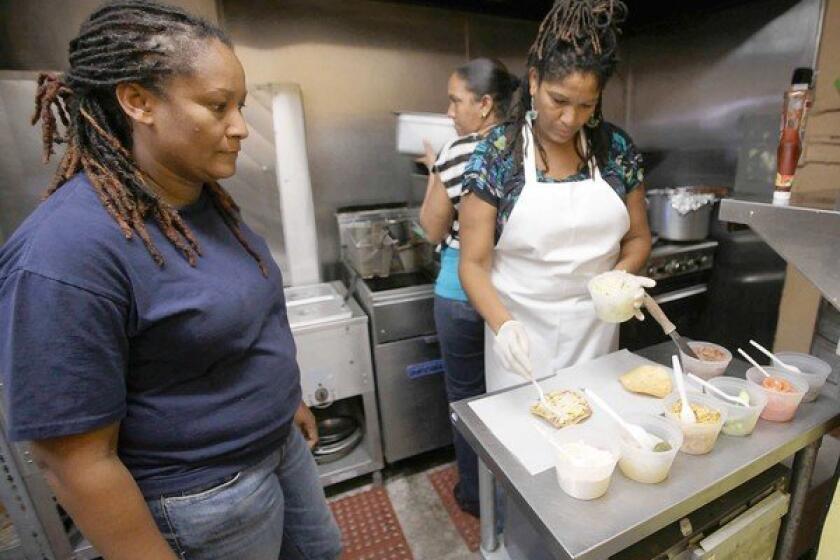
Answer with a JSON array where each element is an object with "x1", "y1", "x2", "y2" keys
[{"x1": 463, "y1": 122, "x2": 644, "y2": 243}]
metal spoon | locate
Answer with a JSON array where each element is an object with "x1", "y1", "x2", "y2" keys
[
  {"x1": 672, "y1": 355, "x2": 697, "y2": 424},
  {"x1": 643, "y1": 294, "x2": 699, "y2": 359},
  {"x1": 737, "y1": 348, "x2": 772, "y2": 378},
  {"x1": 749, "y1": 339, "x2": 801, "y2": 373},
  {"x1": 687, "y1": 373, "x2": 749, "y2": 407}
]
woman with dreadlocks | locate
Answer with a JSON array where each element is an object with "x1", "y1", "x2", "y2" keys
[
  {"x1": 0, "y1": 1, "x2": 341, "y2": 558},
  {"x1": 459, "y1": 0, "x2": 654, "y2": 391}
]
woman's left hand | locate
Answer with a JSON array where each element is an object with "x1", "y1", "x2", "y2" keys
[
  {"x1": 294, "y1": 402, "x2": 319, "y2": 449},
  {"x1": 614, "y1": 269, "x2": 656, "y2": 320}
]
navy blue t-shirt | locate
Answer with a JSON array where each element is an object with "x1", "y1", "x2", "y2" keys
[{"x1": 0, "y1": 173, "x2": 301, "y2": 498}]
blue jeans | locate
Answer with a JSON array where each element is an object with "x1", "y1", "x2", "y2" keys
[
  {"x1": 433, "y1": 295, "x2": 485, "y2": 514},
  {"x1": 147, "y1": 428, "x2": 342, "y2": 560}
]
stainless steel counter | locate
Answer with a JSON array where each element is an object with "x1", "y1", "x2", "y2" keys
[
  {"x1": 719, "y1": 191, "x2": 840, "y2": 310},
  {"x1": 451, "y1": 342, "x2": 840, "y2": 560}
]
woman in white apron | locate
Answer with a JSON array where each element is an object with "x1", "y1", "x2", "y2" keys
[{"x1": 458, "y1": 0, "x2": 654, "y2": 391}]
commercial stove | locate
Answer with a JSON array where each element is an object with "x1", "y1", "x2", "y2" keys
[{"x1": 620, "y1": 238, "x2": 719, "y2": 350}]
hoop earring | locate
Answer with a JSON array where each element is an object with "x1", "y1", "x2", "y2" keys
[
  {"x1": 526, "y1": 97, "x2": 538, "y2": 121},
  {"x1": 586, "y1": 111, "x2": 601, "y2": 128}
]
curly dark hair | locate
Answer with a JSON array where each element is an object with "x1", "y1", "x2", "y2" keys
[
  {"x1": 503, "y1": 0, "x2": 628, "y2": 177},
  {"x1": 31, "y1": 0, "x2": 267, "y2": 276}
]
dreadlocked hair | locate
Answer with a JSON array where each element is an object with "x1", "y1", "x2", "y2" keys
[
  {"x1": 31, "y1": 0, "x2": 268, "y2": 277},
  {"x1": 503, "y1": 0, "x2": 627, "y2": 178}
]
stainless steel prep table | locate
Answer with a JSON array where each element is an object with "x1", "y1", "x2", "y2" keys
[{"x1": 450, "y1": 341, "x2": 840, "y2": 560}]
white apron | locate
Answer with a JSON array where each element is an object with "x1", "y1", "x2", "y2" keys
[{"x1": 485, "y1": 122, "x2": 631, "y2": 391}]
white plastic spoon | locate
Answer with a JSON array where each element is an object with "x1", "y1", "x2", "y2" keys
[
  {"x1": 737, "y1": 348, "x2": 772, "y2": 378},
  {"x1": 749, "y1": 339, "x2": 801, "y2": 373},
  {"x1": 528, "y1": 373, "x2": 569, "y2": 422},
  {"x1": 672, "y1": 355, "x2": 697, "y2": 424},
  {"x1": 687, "y1": 373, "x2": 749, "y2": 407},
  {"x1": 585, "y1": 389, "x2": 662, "y2": 451}
]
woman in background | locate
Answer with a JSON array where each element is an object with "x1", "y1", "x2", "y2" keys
[{"x1": 418, "y1": 58, "x2": 518, "y2": 517}]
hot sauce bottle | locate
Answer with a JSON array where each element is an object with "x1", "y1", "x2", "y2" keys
[{"x1": 774, "y1": 67, "x2": 813, "y2": 204}]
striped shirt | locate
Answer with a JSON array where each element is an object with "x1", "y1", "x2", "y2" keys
[{"x1": 431, "y1": 131, "x2": 489, "y2": 250}]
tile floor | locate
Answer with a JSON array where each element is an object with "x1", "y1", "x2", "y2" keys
[{"x1": 326, "y1": 448, "x2": 480, "y2": 560}]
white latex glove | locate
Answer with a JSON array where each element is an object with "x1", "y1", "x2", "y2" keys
[
  {"x1": 619, "y1": 271, "x2": 657, "y2": 321},
  {"x1": 589, "y1": 270, "x2": 657, "y2": 323},
  {"x1": 493, "y1": 320, "x2": 533, "y2": 380}
]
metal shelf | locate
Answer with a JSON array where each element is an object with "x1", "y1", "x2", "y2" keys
[
  {"x1": 718, "y1": 190, "x2": 840, "y2": 309},
  {"x1": 317, "y1": 434, "x2": 381, "y2": 487}
]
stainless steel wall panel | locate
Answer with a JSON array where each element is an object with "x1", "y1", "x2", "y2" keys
[
  {"x1": 625, "y1": 0, "x2": 822, "y2": 193},
  {"x1": 0, "y1": 74, "x2": 58, "y2": 244},
  {"x1": 0, "y1": 0, "x2": 218, "y2": 70},
  {"x1": 224, "y1": 0, "x2": 539, "y2": 273}
]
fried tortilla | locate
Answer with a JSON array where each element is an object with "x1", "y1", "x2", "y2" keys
[
  {"x1": 529, "y1": 390, "x2": 591, "y2": 428},
  {"x1": 620, "y1": 365, "x2": 672, "y2": 398}
]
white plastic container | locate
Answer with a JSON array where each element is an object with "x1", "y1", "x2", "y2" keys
[
  {"x1": 618, "y1": 414, "x2": 683, "y2": 484},
  {"x1": 774, "y1": 352, "x2": 832, "y2": 402},
  {"x1": 663, "y1": 392, "x2": 728, "y2": 455},
  {"x1": 553, "y1": 426, "x2": 620, "y2": 500},
  {"x1": 707, "y1": 377, "x2": 767, "y2": 436},
  {"x1": 746, "y1": 367, "x2": 808, "y2": 422},
  {"x1": 395, "y1": 112, "x2": 457, "y2": 155},
  {"x1": 679, "y1": 341, "x2": 732, "y2": 380},
  {"x1": 587, "y1": 271, "x2": 639, "y2": 323}
]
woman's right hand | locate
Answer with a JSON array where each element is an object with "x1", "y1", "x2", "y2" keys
[
  {"x1": 493, "y1": 320, "x2": 533, "y2": 379},
  {"x1": 415, "y1": 139, "x2": 437, "y2": 172}
]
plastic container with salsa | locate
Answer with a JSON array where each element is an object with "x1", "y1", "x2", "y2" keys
[
  {"x1": 662, "y1": 392, "x2": 728, "y2": 455},
  {"x1": 745, "y1": 367, "x2": 808, "y2": 422},
  {"x1": 773, "y1": 352, "x2": 831, "y2": 403}
]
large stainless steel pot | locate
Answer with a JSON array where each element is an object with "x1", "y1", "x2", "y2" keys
[{"x1": 647, "y1": 187, "x2": 718, "y2": 241}]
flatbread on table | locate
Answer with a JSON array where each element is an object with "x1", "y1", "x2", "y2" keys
[
  {"x1": 529, "y1": 389, "x2": 591, "y2": 428},
  {"x1": 619, "y1": 365, "x2": 672, "y2": 398}
]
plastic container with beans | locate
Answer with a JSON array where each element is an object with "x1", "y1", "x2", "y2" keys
[{"x1": 679, "y1": 341, "x2": 732, "y2": 380}]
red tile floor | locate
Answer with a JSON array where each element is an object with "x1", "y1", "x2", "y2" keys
[
  {"x1": 329, "y1": 461, "x2": 479, "y2": 560},
  {"x1": 428, "y1": 465, "x2": 481, "y2": 553}
]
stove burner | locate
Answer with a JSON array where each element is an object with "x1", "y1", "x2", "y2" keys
[{"x1": 647, "y1": 239, "x2": 718, "y2": 282}]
